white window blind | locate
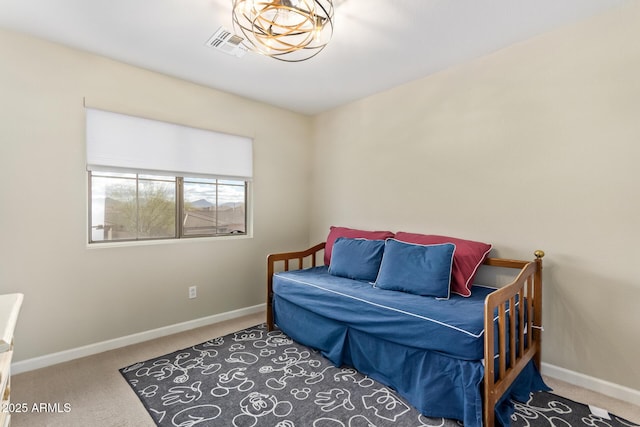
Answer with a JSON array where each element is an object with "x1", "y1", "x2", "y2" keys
[{"x1": 86, "y1": 108, "x2": 253, "y2": 179}]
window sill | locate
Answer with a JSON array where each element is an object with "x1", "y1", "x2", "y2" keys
[{"x1": 86, "y1": 233, "x2": 253, "y2": 249}]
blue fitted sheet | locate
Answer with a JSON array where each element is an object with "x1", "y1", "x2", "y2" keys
[{"x1": 273, "y1": 266, "x2": 498, "y2": 360}]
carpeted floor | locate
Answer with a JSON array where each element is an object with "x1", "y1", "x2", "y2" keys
[{"x1": 120, "y1": 323, "x2": 639, "y2": 427}]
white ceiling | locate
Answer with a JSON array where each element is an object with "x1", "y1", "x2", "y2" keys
[{"x1": 0, "y1": 0, "x2": 630, "y2": 115}]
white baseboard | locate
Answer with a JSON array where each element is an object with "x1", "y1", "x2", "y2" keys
[
  {"x1": 12, "y1": 304, "x2": 265, "y2": 375},
  {"x1": 542, "y1": 362, "x2": 640, "y2": 407}
]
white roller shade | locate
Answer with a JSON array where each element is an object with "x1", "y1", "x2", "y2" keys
[{"x1": 86, "y1": 108, "x2": 253, "y2": 179}]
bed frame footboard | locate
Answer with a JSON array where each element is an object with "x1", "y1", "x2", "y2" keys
[
  {"x1": 483, "y1": 250, "x2": 545, "y2": 427},
  {"x1": 266, "y1": 242, "x2": 326, "y2": 331}
]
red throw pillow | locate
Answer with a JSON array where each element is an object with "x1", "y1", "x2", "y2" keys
[
  {"x1": 324, "y1": 226, "x2": 395, "y2": 266},
  {"x1": 394, "y1": 232, "x2": 492, "y2": 297}
]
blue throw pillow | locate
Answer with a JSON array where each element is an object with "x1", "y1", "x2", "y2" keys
[
  {"x1": 328, "y1": 237, "x2": 386, "y2": 282},
  {"x1": 374, "y1": 239, "x2": 455, "y2": 298}
]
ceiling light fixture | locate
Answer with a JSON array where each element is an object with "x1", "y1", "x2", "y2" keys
[{"x1": 232, "y1": 0, "x2": 334, "y2": 62}]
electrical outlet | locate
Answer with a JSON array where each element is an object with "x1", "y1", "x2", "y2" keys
[{"x1": 189, "y1": 286, "x2": 197, "y2": 299}]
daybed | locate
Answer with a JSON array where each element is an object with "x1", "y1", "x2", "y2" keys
[{"x1": 266, "y1": 227, "x2": 548, "y2": 426}]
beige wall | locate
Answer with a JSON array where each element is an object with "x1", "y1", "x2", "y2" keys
[
  {"x1": 310, "y1": 3, "x2": 640, "y2": 390},
  {"x1": 0, "y1": 29, "x2": 313, "y2": 362}
]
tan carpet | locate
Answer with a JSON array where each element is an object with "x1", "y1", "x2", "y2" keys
[
  {"x1": 11, "y1": 313, "x2": 263, "y2": 427},
  {"x1": 10, "y1": 312, "x2": 640, "y2": 426}
]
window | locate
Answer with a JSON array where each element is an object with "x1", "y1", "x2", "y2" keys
[
  {"x1": 89, "y1": 172, "x2": 247, "y2": 242},
  {"x1": 86, "y1": 108, "x2": 252, "y2": 244},
  {"x1": 182, "y1": 177, "x2": 246, "y2": 237}
]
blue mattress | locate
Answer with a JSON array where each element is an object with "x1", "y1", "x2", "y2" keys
[
  {"x1": 272, "y1": 266, "x2": 548, "y2": 426},
  {"x1": 273, "y1": 266, "x2": 500, "y2": 360}
]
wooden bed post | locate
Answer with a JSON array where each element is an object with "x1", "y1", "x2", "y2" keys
[
  {"x1": 533, "y1": 250, "x2": 545, "y2": 369},
  {"x1": 266, "y1": 254, "x2": 276, "y2": 331}
]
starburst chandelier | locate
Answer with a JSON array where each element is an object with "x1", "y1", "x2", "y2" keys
[{"x1": 232, "y1": 0, "x2": 334, "y2": 62}]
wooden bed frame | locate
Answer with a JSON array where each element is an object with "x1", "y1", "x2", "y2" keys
[{"x1": 266, "y1": 243, "x2": 544, "y2": 426}]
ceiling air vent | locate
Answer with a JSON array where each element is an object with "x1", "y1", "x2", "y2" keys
[{"x1": 206, "y1": 27, "x2": 248, "y2": 58}]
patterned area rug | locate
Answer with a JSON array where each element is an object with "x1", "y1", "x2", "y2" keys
[
  {"x1": 120, "y1": 324, "x2": 638, "y2": 427},
  {"x1": 511, "y1": 393, "x2": 638, "y2": 427}
]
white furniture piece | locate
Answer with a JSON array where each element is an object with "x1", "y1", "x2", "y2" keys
[{"x1": 0, "y1": 293, "x2": 24, "y2": 427}]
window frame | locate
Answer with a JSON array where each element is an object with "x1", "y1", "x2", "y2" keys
[{"x1": 88, "y1": 170, "x2": 249, "y2": 245}]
